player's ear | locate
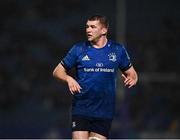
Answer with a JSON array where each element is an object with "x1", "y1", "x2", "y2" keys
[{"x1": 102, "y1": 27, "x2": 108, "y2": 35}]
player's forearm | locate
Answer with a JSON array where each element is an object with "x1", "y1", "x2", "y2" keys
[{"x1": 53, "y1": 64, "x2": 70, "y2": 83}]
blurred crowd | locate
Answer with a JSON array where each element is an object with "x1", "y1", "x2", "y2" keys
[{"x1": 0, "y1": 0, "x2": 179, "y2": 138}]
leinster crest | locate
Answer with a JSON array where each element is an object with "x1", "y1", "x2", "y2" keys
[{"x1": 108, "y1": 53, "x2": 116, "y2": 62}]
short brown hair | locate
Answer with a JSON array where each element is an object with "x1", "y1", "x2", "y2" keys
[{"x1": 87, "y1": 15, "x2": 109, "y2": 29}]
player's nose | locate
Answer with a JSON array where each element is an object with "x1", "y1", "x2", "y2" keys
[{"x1": 86, "y1": 27, "x2": 92, "y2": 32}]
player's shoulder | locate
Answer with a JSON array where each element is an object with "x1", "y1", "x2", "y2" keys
[
  {"x1": 109, "y1": 40, "x2": 125, "y2": 51},
  {"x1": 72, "y1": 41, "x2": 89, "y2": 50},
  {"x1": 70, "y1": 41, "x2": 89, "y2": 55}
]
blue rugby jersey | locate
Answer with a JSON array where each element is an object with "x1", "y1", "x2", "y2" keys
[{"x1": 61, "y1": 40, "x2": 132, "y2": 119}]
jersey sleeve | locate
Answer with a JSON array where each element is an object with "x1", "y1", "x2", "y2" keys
[
  {"x1": 118, "y1": 46, "x2": 132, "y2": 72},
  {"x1": 60, "y1": 45, "x2": 78, "y2": 71}
]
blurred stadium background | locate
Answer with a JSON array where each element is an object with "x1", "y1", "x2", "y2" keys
[{"x1": 0, "y1": 0, "x2": 179, "y2": 138}]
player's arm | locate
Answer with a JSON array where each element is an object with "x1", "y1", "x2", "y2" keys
[
  {"x1": 53, "y1": 63, "x2": 81, "y2": 94},
  {"x1": 121, "y1": 66, "x2": 138, "y2": 88}
]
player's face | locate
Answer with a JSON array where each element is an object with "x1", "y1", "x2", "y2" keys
[{"x1": 86, "y1": 20, "x2": 107, "y2": 42}]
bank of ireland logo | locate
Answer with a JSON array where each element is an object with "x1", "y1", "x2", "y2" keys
[{"x1": 108, "y1": 53, "x2": 116, "y2": 62}]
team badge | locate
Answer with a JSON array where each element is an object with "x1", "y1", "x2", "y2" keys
[{"x1": 108, "y1": 53, "x2": 116, "y2": 62}]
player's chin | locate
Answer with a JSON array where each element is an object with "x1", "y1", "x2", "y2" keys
[
  {"x1": 87, "y1": 37, "x2": 93, "y2": 41},
  {"x1": 87, "y1": 36, "x2": 95, "y2": 41}
]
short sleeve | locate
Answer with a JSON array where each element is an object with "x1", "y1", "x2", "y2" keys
[
  {"x1": 118, "y1": 46, "x2": 132, "y2": 72},
  {"x1": 61, "y1": 45, "x2": 78, "y2": 71}
]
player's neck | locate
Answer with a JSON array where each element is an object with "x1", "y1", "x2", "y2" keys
[{"x1": 91, "y1": 37, "x2": 108, "y2": 49}]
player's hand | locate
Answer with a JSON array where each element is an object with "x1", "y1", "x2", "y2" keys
[
  {"x1": 121, "y1": 74, "x2": 137, "y2": 88},
  {"x1": 66, "y1": 76, "x2": 82, "y2": 94}
]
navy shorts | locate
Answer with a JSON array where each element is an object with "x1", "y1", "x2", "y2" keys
[{"x1": 72, "y1": 115, "x2": 112, "y2": 138}]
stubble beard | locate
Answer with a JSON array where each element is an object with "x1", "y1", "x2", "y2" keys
[{"x1": 88, "y1": 34, "x2": 102, "y2": 44}]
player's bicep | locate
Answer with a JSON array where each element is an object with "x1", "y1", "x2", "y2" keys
[
  {"x1": 123, "y1": 66, "x2": 135, "y2": 76},
  {"x1": 55, "y1": 63, "x2": 66, "y2": 72},
  {"x1": 53, "y1": 63, "x2": 66, "y2": 76},
  {"x1": 123, "y1": 66, "x2": 138, "y2": 82}
]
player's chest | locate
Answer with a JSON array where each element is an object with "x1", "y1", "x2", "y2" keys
[{"x1": 77, "y1": 50, "x2": 119, "y2": 68}]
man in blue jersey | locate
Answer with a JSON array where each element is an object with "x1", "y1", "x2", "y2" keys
[{"x1": 53, "y1": 15, "x2": 138, "y2": 139}]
